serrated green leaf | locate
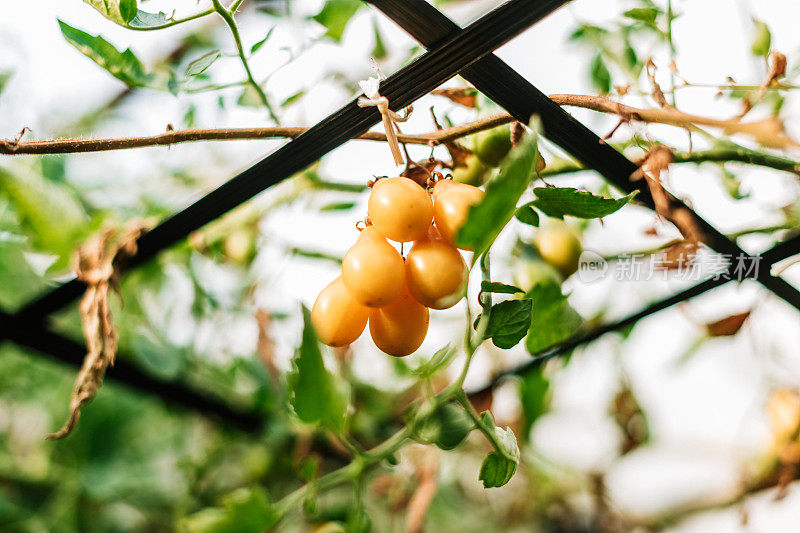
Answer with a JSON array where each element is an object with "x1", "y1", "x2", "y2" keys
[
  {"x1": 312, "y1": 0, "x2": 361, "y2": 41},
  {"x1": 480, "y1": 281, "x2": 524, "y2": 295},
  {"x1": 178, "y1": 487, "x2": 278, "y2": 533},
  {"x1": 457, "y1": 124, "x2": 540, "y2": 258},
  {"x1": 479, "y1": 427, "x2": 519, "y2": 488},
  {"x1": 531, "y1": 187, "x2": 636, "y2": 219},
  {"x1": 515, "y1": 203, "x2": 540, "y2": 226},
  {"x1": 590, "y1": 53, "x2": 611, "y2": 94},
  {"x1": 481, "y1": 299, "x2": 532, "y2": 349},
  {"x1": 287, "y1": 307, "x2": 348, "y2": 430},
  {"x1": 186, "y1": 50, "x2": 221, "y2": 77},
  {"x1": 58, "y1": 20, "x2": 173, "y2": 90},
  {"x1": 525, "y1": 280, "x2": 583, "y2": 354}
]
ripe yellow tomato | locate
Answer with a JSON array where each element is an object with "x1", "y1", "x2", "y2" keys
[
  {"x1": 369, "y1": 283, "x2": 429, "y2": 357},
  {"x1": 406, "y1": 226, "x2": 468, "y2": 309},
  {"x1": 532, "y1": 224, "x2": 582, "y2": 279},
  {"x1": 368, "y1": 177, "x2": 433, "y2": 242},
  {"x1": 342, "y1": 226, "x2": 405, "y2": 307},
  {"x1": 432, "y1": 179, "x2": 484, "y2": 249},
  {"x1": 311, "y1": 277, "x2": 370, "y2": 347}
]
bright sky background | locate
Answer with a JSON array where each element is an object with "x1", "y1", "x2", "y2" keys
[{"x1": 4, "y1": 0, "x2": 800, "y2": 530}]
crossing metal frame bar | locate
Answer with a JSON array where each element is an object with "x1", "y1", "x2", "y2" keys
[{"x1": 2, "y1": 0, "x2": 799, "y2": 431}]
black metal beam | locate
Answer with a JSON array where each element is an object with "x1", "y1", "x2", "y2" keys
[
  {"x1": 0, "y1": 311, "x2": 265, "y2": 433},
  {"x1": 367, "y1": 0, "x2": 800, "y2": 311},
  {"x1": 8, "y1": 0, "x2": 569, "y2": 326}
]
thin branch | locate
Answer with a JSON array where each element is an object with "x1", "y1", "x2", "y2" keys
[
  {"x1": 0, "y1": 114, "x2": 513, "y2": 155},
  {"x1": 4, "y1": 94, "x2": 800, "y2": 175},
  {"x1": 549, "y1": 94, "x2": 799, "y2": 149}
]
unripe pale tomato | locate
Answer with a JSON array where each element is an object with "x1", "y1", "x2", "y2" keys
[
  {"x1": 406, "y1": 226, "x2": 468, "y2": 309},
  {"x1": 311, "y1": 277, "x2": 370, "y2": 347},
  {"x1": 532, "y1": 224, "x2": 582, "y2": 279},
  {"x1": 432, "y1": 179, "x2": 484, "y2": 249},
  {"x1": 512, "y1": 257, "x2": 563, "y2": 292},
  {"x1": 768, "y1": 389, "x2": 800, "y2": 444},
  {"x1": 452, "y1": 154, "x2": 487, "y2": 186},
  {"x1": 342, "y1": 226, "x2": 405, "y2": 307},
  {"x1": 368, "y1": 177, "x2": 433, "y2": 242},
  {"x1": 369, "y1": 283, "x2": 429, "y2": 357},
  {"x1": 223, "y1": 228, "x2": 256, "y2": 264},
  {"x1": 473, "y1": 126, "x2": 512, "y2": 167}
]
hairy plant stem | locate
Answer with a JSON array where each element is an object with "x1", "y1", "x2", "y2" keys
[{"x1": 211, "y1": 0, "x2": 278, "y2": 122}]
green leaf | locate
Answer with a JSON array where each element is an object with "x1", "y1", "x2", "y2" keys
[
  {"x1": 237, "y1": 85, "x2": 263, "y2": 107},
  {"x1": 0, "y1": 166, "x2": 89, "y2": 267},
  {"x1": 623, "y1": 7, "x2": 660, "y2": 25},
  {"x1": 0, "y1": 71, "x2": 13, "y2": 97},
  {"x1": 84, "y1": 0, "x2": 137, "y2": 24},
  {"x1": 481, "y1": 299, "x2": 532, "y2": 349},
  {"x1": 281, "y1": 90, "x2": 306, "y2": 107},
  {"x1": 58, "y1": 20, "x2": 172, "y2": 90},
  {"x1": 525, "y1": 280, "x2": 583, "y2": 354},
  {"x1": 411, "y1": 344, "x2": 456, "y2": 377},
  {"x1": 478, "y1": 427, "x2": 519, "y2": 488},
  {"x1": 313, "y1": 0, "x2": 361, "y2": 41},
  {"x1": 185, "y1": 50, "x2": 221, "y2": 77},
  {"x1": 417, "y1": 402, "x2": 474, "y2": 451},
  {"x1": 83, "y1": 0, "x2": 171, "y2": 29},
  {"x1": 372, "y1": 19, "x2": 388, "y2": 60},
  {"x1": 178, "y1": 487, "x2": 278, "y2": 533},
  {"x1": 515, "y1": 202, "x2": 540, "y2": 226},
  {"x1": 251, "y1": 27, "x2": 275, "y2": 54},
  {"x1": 287, "y1": 307, "x2": 348, "y2": 430},
  {"x1": 457, "y1": 124, "x2": 540, "y2": 258},
  {"x1": 128, "y1": 10, "x2": 170, "y2": 29},
  {"x1": 531, "y1": 187, "x2": 636, "y2": 220},
  {"x1": 519, "y1": 368, "x2": 549, "y2": 437},
  {"x1": 318, "y1": 201, "x2": 356, "y2": 212},
  {"x1": 751, "y1": 19, "x2": 771, "y2": 57},
  {"x1": 480, "y1": 281, "x2": 524, "y2": 295},
  {"x1": 590, "y1": 53, "x2": 611, "y2": 93}
]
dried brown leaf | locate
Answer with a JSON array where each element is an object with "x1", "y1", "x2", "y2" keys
[
  {"x1": 646, "y1": 59, "x2": 669, "y2": 108},
  {"x1": 431, "y1": 87, "x2": 478, "y2": 108},
  {"x1": 705, "y1": 311, "x2": 751, "y2": 337},
  {"x1": 656, "y1": 241, "x2": 699, "y2": 271},
  {"x1": 45, "y1": 222, "x2": 147, "y2": 440}
]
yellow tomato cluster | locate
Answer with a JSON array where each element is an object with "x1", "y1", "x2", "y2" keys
[{"x1": 311, "y1": 177, "x2": 484, "y2": 357}]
